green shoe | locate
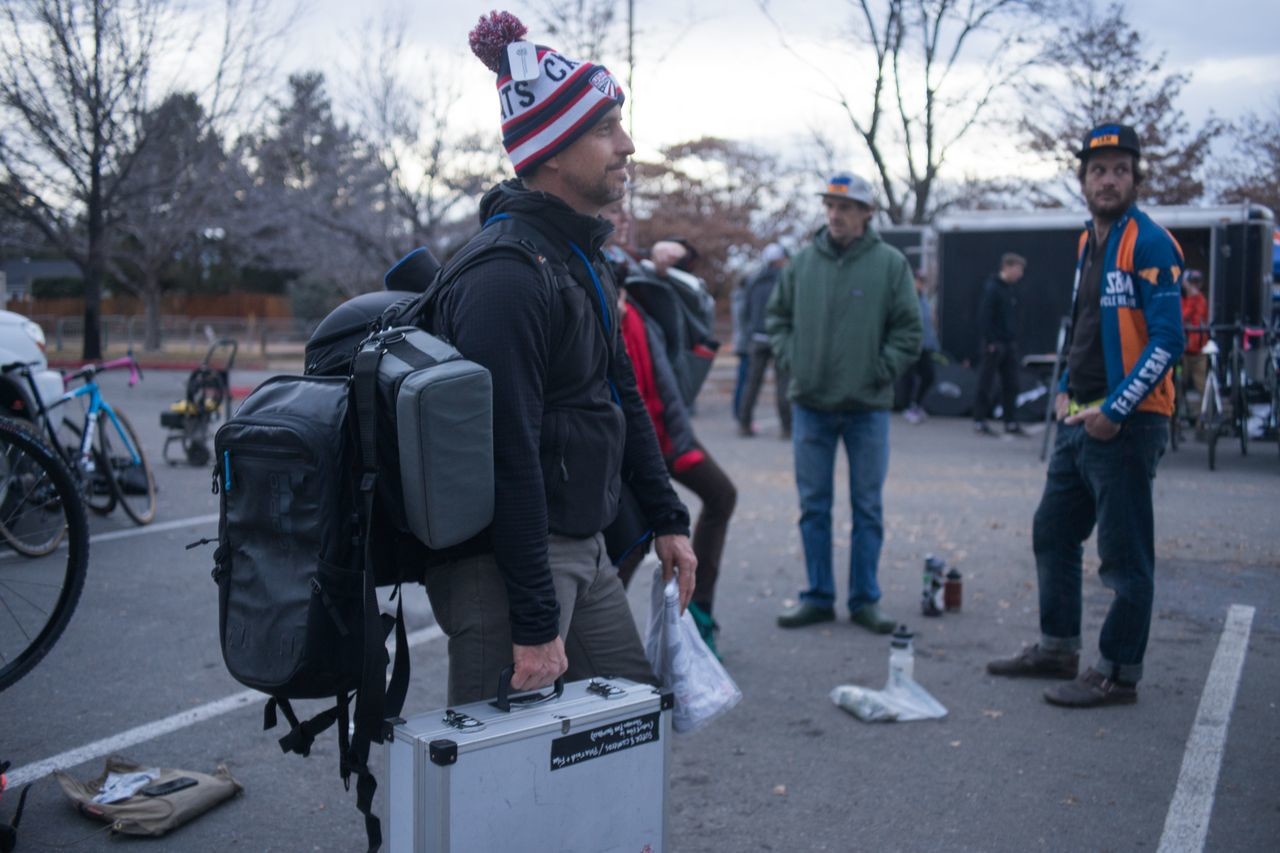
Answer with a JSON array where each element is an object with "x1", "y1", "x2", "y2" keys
[
  {"x1": 850, "y1": 603, "x2": 895, "y2": 634},
  {"x1": 777, "y1": 601, "x2": 836, "y2": 629},
  {"x1": 687, "y1": 602, "x2": 722, "y2": 661}
]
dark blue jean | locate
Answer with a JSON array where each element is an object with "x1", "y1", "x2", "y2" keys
[
  {"x1": 1032, "y1": 413, "x2": 1168, "y2": 683},
  {"x1": 732, "y1": 354, "x2": 750, "y2": 418},
  {"x1": 792, "y1": 403, "x2": 890, "y2": 613}
]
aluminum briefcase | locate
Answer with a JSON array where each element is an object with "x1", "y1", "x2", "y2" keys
[{"x1": 385, "y1": 676, "x2": 671, "y2": 853}]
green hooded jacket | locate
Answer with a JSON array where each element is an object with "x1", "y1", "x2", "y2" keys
[{"x1": 766, "y1": 225, "x2": 922, "y2": 411}]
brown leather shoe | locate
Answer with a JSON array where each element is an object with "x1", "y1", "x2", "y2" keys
[
  {"x1": 986, "y1": 644, "x2": 1079, "y2": 679},
  {"x1": 1044, "y1": 668, "x2": 1137, "y2": 708}
]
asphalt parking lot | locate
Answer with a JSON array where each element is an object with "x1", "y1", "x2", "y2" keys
[{"x1": 1, "y1": 361, "x2": 1276, "y2": 851}]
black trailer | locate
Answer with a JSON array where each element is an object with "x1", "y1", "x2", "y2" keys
[
  {"x1": 932, "y1": 204, "x2": 1276, "y2": 366},
  {"x1": 878, "y1": 225, "x2": 933, "y2": 276}
]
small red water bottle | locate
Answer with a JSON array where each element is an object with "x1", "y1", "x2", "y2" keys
[{"x1": 944, "y1": 568, "x2": 963, "y2": 612}]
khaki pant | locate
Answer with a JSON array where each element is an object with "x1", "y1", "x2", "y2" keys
[
  {"x1": 423, "y1": 532, "x2": 655, "y2": 705},
  {"x1": 1182, "y1": 353, "x2": 1208, "y2": 397}
]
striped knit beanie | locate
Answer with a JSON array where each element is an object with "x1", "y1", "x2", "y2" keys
[{"x1": 469, "y1": 11, "x2": 625, "y2": 176}]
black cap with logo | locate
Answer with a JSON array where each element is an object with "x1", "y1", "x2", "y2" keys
[{"x1": 1076, "y1": 123, "x2": 1141, "y2": 159}]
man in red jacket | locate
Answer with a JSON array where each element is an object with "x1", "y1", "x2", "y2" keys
[{"x1": 1180, "y1": 269, "x2": 1208, "y2": 400}]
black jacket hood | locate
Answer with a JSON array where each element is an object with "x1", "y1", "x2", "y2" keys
[{"x1": 478, "y1": 179, "x2": 614, "y2": 257}]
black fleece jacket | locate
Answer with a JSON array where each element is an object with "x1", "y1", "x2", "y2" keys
[
  {"x1": 435, "y1": 180, "x2": 690, "y2": 645},
  {"x1": 978, "y1": 274, "x2": 1019, "y2": 345}
]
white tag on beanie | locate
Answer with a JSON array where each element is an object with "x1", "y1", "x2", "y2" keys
[{"x1": 507, "y1": 42, "x2": 539, "y2": 81}]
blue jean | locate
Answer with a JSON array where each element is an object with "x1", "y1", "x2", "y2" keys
[
  {"x1": 792, "y1": 403, "x2": 890, "y2": 612},
  {"x1": 732, "y1": 354, "x2": 750, "y2": 418},
  {"x1": 1032, "y1": 413, "x2": 1168, "y2": 683}
]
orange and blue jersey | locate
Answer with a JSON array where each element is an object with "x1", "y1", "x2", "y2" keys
[{"x1": 1059, "y1": 204, "x2": 1185, "y2": 421}]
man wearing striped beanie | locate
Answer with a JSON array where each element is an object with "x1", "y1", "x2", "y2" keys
[{"x1": 420, "y1": 11, "x2": 697, "y2": 706}]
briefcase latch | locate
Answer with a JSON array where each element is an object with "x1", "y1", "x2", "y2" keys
[
  {"x1": 586, "y1": 679, "x2": 627, "y2": 700},
  {"x1": 442, "y1": 709, "x2": 485, "y2": 732}
]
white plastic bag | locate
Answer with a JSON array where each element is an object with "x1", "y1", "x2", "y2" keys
[
  {"x1": 644, "y1": 571, "x2": 742, "y2": 733},
  {"x1": 830, "y1": 675, "x2": 948, "y2": 723}
]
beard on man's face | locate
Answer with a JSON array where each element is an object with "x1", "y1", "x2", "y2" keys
[
  {"x1": 565, "y1": 168, "x2": 626, "y2": 209},
  {"x1": 1086, "y1": 183, "x2": 1137, "y2": 220}
]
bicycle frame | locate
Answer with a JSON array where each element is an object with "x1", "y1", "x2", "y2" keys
[
  {"x1": 1199, "y1": 341, "x2": 1223, "y2": 422},
  {"x1": 6, "y1": 356, "x2": 143, "y2": 478},
  {"x1": 49, "y1": 379, "x2": 142, "y2": 474}
]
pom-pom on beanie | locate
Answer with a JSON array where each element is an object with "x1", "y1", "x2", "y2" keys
[{"x1": 469, "y1": 10, "x2": 625, "y2": 176}]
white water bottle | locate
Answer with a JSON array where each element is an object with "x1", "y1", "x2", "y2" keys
[{"x1": 889, "y1": 625, "x2": 914, "y2": 689}]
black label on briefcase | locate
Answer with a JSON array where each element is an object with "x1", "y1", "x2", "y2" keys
[{"x1": 549, "y1": 712, "x2": 660, "y2": 771}]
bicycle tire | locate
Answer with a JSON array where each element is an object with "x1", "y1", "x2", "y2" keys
[
  {"x1": 1233, "y1": 349, "x2": 1248, "y2": 457},
  {"x1": 58, "y1": 415, "x2": 116, "y2": 516},
  {"x1": 99, "y1": 410, "x2": 157, "y2": 525},
  {"x1": 1204, "y1": 389, "x2": 1220, "y2": 471},
  {"x1": 1272, "y1": 355, "x2": 1280, "y2": 459},
  {"x1": 0, "y1": 416, "x2": 89, "y2": 692},
  {"x1": 0, "y1": 421, "x2": 68, "y2": 558}
]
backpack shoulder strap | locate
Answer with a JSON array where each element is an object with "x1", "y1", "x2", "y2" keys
[{"x1": 412, "y1": 216, "x2": 564, "y2": 337}]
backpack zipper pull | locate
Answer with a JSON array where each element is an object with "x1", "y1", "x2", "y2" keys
[
  {"x1": 311, "y1": 578, "x2": 350, "y2": 637},
  {"x1": 211, "y1": 463, "x2": 220, "y2": 495}
]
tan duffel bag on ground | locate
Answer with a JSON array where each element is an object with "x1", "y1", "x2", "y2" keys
[{"x1": 55, "y1": 755, "x2": 241, "y2": 837}]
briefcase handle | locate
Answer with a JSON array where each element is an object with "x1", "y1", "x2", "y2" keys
[{"x1": 492, "y1": 666, "x2": 565, "y2": 713}]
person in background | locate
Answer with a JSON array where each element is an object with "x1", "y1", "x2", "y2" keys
[
  {"x1": 973, "y1": 253, "x2": 1028, "y2": 436},
  {"x1": 1179, "y1": 269, "x2": 1208, "y2": 402},
  {"x1": 902, "y1": 269, "x2": 938, "y2": 424},
  {"x1": 737, "y1": 243, "x2": 791, "y2": 438},
  {"x1": 767, "y1": 172, "x2": 922, "y2": 634},
  {"x1": 614, "y1": 245, "x2": 738, "y2": 659},
  {"x1": 730, "y1": 274, "x2": 752, "y2": 422}
]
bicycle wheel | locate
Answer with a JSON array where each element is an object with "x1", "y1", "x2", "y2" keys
[
  {"x1": 98, "y1": 410, "x2": 157, "y2": 525},
  {"x1": 1233, "y1": 348, "x2": 1248, "y2": 457},
  {"x1": 0, "y1": 423, "x2": 67, "y2": 558},
  {"x1": 58, "y1": 415, "x2": 116, "y2": 516},
  {"x1": 1204, "y1": 388, "x2": 1220, "y2": 471},
  {"x1": 0, "y1": 417, "x2": 89, "y2": 692},
  {"x1": 1272, "y1": 354, "x2": 1280, "y2": 459}
]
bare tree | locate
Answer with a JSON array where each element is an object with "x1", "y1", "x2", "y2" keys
[
  {"x1": 1019, "y1": 2, "x2": 1222, "y2": 205},
  {"x1": 0, "y1": 0, "x2": 285, "y2": 358},
  {"x1": 110, "y1": 93, "x2": 230, "y2": 350},
  {"x1": 759, "y1": 0, "x2": 1043, "y2": 224},
  {"x1": 631, "y1": 137, "x2": 809, "y2": 296},
  {"x1": 1214, "y1": 102, "x2": 1280, "y2": 216},
  {"x1": 347, "y1": 16, "x2": 505, "y2": 261},
  {"x1": 528, "y1": 0, "x2": 624, "y2": 61}
]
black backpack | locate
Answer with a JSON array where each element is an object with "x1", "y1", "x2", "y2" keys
[{"x1": 212, "y1": 362, "x2": 408, "y2": 853}]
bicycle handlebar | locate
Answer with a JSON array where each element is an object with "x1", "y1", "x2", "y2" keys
[
  {"x1": 0, "y1": 360, "x2": 41, "y2": 375},
  {"x1": 64, "y1": 354, "x2": 143, "y2": 387}
]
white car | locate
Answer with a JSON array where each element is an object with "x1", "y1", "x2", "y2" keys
[{"x1": 0, "y1": 310, "x2": 65, "y2": 423}]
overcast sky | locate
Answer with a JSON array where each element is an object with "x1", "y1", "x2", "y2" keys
[{"x1": 290, "y1": 0, "x2": 1279, "y2": 180}]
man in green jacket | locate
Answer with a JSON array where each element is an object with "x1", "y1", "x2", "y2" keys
[{"x1": 767, "y1": 172, "x2": 922, "y2": 632}]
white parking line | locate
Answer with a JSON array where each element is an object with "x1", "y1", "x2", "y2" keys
[
  {"x1": 5, "y1": 625, "x2": 444, "y2": 789},
  {"x1": 0, "y1": 513, "x2": 220, "y2": 563},
  {"x1": 89, "y1": 513, "x2": 219, "y2": 544},
  {"x1": 1157, "y1": 604, "x2": 1255, "y2": 853}
]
